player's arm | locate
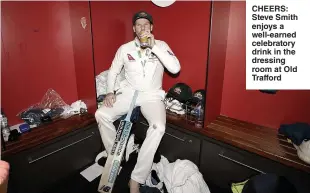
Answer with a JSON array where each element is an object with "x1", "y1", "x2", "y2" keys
[
  {"x1": 151, "y1": 41, "x2": 181, "y2": 74},
  {"x1": 107, "y1": 46, "x2": 125, "y2": 94}
]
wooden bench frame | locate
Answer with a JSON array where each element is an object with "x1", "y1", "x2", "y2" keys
[{"x1": 165, "y1": 114, "x2": 310, "y2": 174}]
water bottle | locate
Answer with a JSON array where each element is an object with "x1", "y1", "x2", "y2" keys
[
  {"x1": 1, "y1": 131, "x2": 5, "y2": 151},
  {"x1": 195, "y1": 103, "x2": 204, "y2": 128},
  {"x1": 1, "y1": 109, "x2": 10, "y2": 142},
  {"x1": 0, "y1": 109, "x2": 7, "y2": 128}
]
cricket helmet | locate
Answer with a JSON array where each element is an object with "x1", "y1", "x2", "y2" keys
[{"x1": 165, "y1": 83, "x2": 193, "y2": 103}]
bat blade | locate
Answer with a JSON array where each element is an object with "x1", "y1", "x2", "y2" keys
[
  {"x1": 98, "y1": 120, "x2": 133, "y2": 193},
  {"x1": 98, "y1": 90, "x2": 138, "y2": 193}
]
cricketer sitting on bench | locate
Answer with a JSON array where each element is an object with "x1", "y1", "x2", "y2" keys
[{"x1": 95, "y1": 11, "x2": 181, "y2": 193}]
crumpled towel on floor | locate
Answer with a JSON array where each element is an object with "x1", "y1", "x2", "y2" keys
[{"x1": 146, "y1": 155, "x2": 211, "y2": 193}]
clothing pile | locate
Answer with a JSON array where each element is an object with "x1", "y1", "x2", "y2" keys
[
  {"x1": 278, "y1": 122, "x2": 310, "y2": 164},
  {"x1": 96, "y1": 69, "x2": 126, "y2": 108},
  {"x1": 143, "y1": 155, "x2": 211, "y2": 193},
  {"x1": 95, "y1": 69, "x2": 125, "y2": 97},
  {"x1": 231, "y1": 173, "x2": 298, "y2": 193},
  {"x1": 17, "y1": 89, "x2": 88, "y2": 127}
]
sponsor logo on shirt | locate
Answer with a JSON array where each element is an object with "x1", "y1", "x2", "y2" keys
[{"x1": 127, "y1": 54, "x2": 135, "y2": 61}]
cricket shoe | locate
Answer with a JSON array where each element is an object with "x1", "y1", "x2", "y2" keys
[{"x1": 144, "y1": 166, "x2": 165, "y2": 193}]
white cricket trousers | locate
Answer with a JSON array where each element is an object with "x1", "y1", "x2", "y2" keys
[{"x1": 95, "y1": 86, "x2": 166, "y2": 184}]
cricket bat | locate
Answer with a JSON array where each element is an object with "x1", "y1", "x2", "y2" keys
[{"x1": 98, "y1": 90, "x2": 139, "y2": 193}]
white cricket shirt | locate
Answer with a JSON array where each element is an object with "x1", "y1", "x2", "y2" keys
[{"x1": 107, "y1": 38, "x2": 181, "y2": 93}]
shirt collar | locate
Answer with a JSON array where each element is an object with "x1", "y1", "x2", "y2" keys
[{"x1": 134, "y1": 37, "x2": 141, "y2": 47}]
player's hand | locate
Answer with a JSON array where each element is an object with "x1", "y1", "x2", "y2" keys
[
  {"x1": 145, "y1": 30, "x2": 155, "y2": 48},
  {"x1": 0, "y1": 160, "x2": 9, "y2": 186},
  {"x1": 103, "y1": 93, "x2": 116, "y2": 108}
]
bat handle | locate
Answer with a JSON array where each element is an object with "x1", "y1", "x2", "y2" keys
[{"x1": 125, "y1": 90, "x2": 139, "y2": 121}]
